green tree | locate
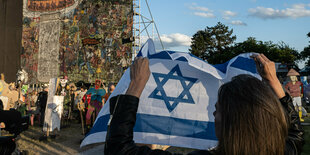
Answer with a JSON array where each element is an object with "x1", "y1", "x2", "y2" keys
[
  {"x1": 231, "y1": 38, "x2": 300, "y2": 64},
  {"x1": 195, "y1": 36, "x2": 300, "y2": 65},
  {"x1": 189, "y1": 22, "x2": 236, "y2": 63},
  {"x1": 301, "y1": 32, "x2": 310, "y2": 66},
  {"x1": 190, "y1": 22, "x2": 300, "y2": 65}
]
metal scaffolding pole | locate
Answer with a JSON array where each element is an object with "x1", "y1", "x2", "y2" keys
[{"x1": 132, "y1": 0, "x2": 164, "y2": 60}]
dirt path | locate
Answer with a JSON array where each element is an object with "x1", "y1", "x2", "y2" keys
[
  {"x1": 14, "y1": 122, "x2": 195, "y2": 154},
  {"x1": 16, "y1": 123, "x2": 84, "y2": 155}
]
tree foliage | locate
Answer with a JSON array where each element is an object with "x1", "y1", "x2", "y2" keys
[
  {"x1": 231, "y1": 38, "x2": 300, "y2": 64},
  {"x1": 301, "y1": 32, "x2": 310, "y2": 66},
  {"x1": 189, "y1": 22, "x2": 236, "y2": 63},
  {"x1": 190, "y1": 22, "x2": 301, "y2": 65}
]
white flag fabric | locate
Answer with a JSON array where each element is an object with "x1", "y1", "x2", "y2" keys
[{"x1": 81, "y1": 39, "x2": 261, "y2": 149}]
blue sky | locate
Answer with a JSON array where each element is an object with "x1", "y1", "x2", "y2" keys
[{"x1": 139, "y1": 0, "x2": 310, "y2": 67}]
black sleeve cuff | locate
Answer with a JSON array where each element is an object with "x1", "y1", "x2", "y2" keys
[
  {"x1": 279, "y1": 93, "x2": 292, "y2": 109},
  {"x1": 109, "y1": 95, "x2": 139, "y2": 115}
]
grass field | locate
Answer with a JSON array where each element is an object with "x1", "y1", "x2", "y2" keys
[{"x1": 302, "y1": 117, "x2": 310, "y2": 155}]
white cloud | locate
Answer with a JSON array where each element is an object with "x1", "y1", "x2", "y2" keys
[
  {"x1": 223, "y1": 11, "x2": 237, "y2": 17},
  {"x1": 189, "y1": 6, "x2": 211, "y2": 12},
  {"x1": 223, "y1": 10, "x2": 237, "y2": 20},
  {"x1": 249, "y1": 3, "x2": 310, "y2": 19},
  {"x1": 230, "y1": 20, "x2": 247, "y2": 26},
  {"x1": 193, "y1": 12, "x2": 215, "y2": 18},
  {"x1": 141, "y1": 33, "x2": 192, "y2": 51},
  {"x1": 188, "y1": 3, "x2": 215, "y2": 18},
  {"x1": 161, "y1": 33, "x2": 192, "y2": 47}
]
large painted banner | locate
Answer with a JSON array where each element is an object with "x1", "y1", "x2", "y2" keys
[
  {"x1": 81, "y1": 40, "x2": 261, "y2": 149},
  {"x1": 21, "y1": 0, "x2": 133, "y2": 83}
]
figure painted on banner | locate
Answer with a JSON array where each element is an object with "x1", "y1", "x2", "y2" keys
[
  {"x1": 37, "y1": 84, "x2": 48, "y2": 127},
  {"x1": 96, "y1": 59, "x2": 103, "y2": 74},
  {"x1": 86, "y1": 47, "x2": 95, "y2": 74},
  {"x1": 285, "y1": 69, "x2": 304, "y2": 122},
  {"x1": 100, "y1": 45, "x2": 106, "y2": 59},
  {"x1": 78, "y1": 48, "x2": 86, "y2": 72},
  {"x1": 119, "y1": 55, "x2": 128, "y2": 73},
  {"x1": 106, "y1": 47, "x2": 112, "y2": 63},
  {"x1": 94, "y1": 45, "x2": 101, "y2": 59}
]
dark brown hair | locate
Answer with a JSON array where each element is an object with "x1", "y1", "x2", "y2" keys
[{"x1": 216, "y1": 74, "x2": 288, "y2": 155}]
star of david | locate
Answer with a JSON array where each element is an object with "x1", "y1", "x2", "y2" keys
[{"x1": 149, "y1": 64, "x2": 198, "y2": 112}]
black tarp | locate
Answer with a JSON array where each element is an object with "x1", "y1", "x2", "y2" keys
[{"x1": 0, "y1": 0, "x2": 22, "y2": 83}]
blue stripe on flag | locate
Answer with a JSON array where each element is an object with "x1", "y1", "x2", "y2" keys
[
  {"x1": 230, "y1": 57, "x2": 257, "y2": 74},
  {"x1": 213, "y1": 57, "x2": 257, "y2": 74},
  {"x1": 145, "y1": 51, "x2": 256, "y2": 74},
  {"x1": 88, "y1": 114, "x2": 217, "y2": 141},
  {"x1": 86, "y1": 115, "x2": 110, "y2": 136},
  {"x1": 135, "y1": 114, "x2": 217, "y2": 140},
  {"x1": 213, "y1": 61, "x2": 229, "y2": 74},
  {"x1": 147, "y1": 51, "x2": 187, "y2": 62},
  {"x1": 175, "y1": 57, "x2": 188, "y2": 62},
  {"x1": 148, "y1": 52, "x2": 172, "y2": 60},
  {"x1": 167, "y1": 51, "x2": 176, "y2": 54}
]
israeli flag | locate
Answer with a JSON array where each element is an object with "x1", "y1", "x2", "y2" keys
[{"x1": 81, "y1": 39, "x2": 261, "y2": 149}]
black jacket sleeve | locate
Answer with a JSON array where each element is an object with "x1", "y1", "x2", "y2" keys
[
  {"x1": 280, "y1": 94, "x2": 305, "y2": 155},
  {"x1": 104, "y1": 95, "x2": 174, "y2": 155}
]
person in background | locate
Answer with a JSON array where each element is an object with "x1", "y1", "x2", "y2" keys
[
  {"x1": 28, "y1": 90, "x2": 38, "y2": 126},
  {"x1": 0, "y1": 99, "x2": 3, "y2": 110},
  {"x1": 104, "y1": 83, "x2": 115, "y2": 102},
  {"x1": 37, "y1": 85, "x2": 48, "y2": 127},
  {"x1": 76, "y1": 86, "x2": 87, "y2": 111},
  {"x1": 76, "y1": 85, "x2": 87, "y2": 124},
  {"x1": 0, "y1": 99, "x2": 3, "y2": 132}
]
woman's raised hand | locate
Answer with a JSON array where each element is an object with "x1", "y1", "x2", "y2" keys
[
  {"x1": 252, "y1": 54, "x2": 285, "y2": 98},
  {"x1": 126, "y1": 57, "x2": 151, "y2": 98}
]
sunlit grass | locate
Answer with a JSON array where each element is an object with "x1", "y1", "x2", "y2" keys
[{"x1": 302, "y1": 114, "x2": 310, "y2": 155}]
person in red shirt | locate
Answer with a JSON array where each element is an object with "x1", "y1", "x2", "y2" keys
[{"x1": 285, "y1": 69, "x2": 304, "y2": 121}]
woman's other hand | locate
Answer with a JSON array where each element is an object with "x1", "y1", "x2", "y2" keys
[
  {"x1": 252, "y1": 54, "x2": 285, "y2": 98},
  {"x1": 126, "y1": 57, "x2": 151, "y2": 98}
]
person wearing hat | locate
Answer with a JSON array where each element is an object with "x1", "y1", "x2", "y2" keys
[{"x1": 285, "y1": 69, "x2": 304, "y2": 121}]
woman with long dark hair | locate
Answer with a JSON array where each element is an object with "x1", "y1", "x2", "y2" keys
[
  {"x1": 215, "y1": 74, "x2": 288, "y2": 154},
  {"x1": 104, "y1": 54, "x2": 304, "y2": 155}
]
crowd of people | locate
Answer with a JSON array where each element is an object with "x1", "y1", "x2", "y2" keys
[{"x1": 0, "y1": 79, "x2": 116, "y2": 136}]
